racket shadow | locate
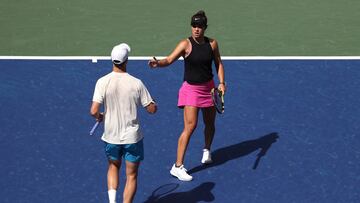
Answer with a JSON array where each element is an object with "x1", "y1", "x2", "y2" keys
[
  {"x1": 143, "y1": 182, "x2": 215, "y2": 203},
  {"x1": 188, "y1": 132, "x2": 279, "y2": 174}
]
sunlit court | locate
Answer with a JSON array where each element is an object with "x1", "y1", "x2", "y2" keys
[
  {"x1": 0, "y1": 58, "x2": 359, "y2": 202},
  {"x1": 1, "y1": 0, "x2": 360, "y2": 202}
]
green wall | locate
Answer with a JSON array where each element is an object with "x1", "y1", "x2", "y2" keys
[{"x1": 1, "y1": 0, "x2": 359, "y2": 56}]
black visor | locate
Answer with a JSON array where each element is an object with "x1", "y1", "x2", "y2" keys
[{"x1": 191, "y1": 16, "x2": 207, "y2": 27}]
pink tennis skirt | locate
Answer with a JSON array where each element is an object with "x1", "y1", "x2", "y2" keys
[{"x1": 177, "y1": 80, "x2": 215, "y2": 108}]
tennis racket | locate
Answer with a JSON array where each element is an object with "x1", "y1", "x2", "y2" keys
[
  {"x1": 90, "y1": 75, "x2": 110, "y2": 136},
  {"x1": 211, "y1": 88, "x2": 224, "y2": 114},
  {"x1": 89, "y1": 121, "x2": 100, "y2": 136}
]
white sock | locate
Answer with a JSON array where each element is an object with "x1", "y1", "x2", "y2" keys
[{"x1": 108, "y1": 189, "x2": 117, "y2": 203}]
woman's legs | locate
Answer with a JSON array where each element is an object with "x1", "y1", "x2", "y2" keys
[
  {"x1": 200, "y1": 106, "x2": 216, "y2": 164},
  {"x1": 201, "y1": 106, "x2": 216, "y2": 150},
  {"x1": 170, "y1": 106, "x2": 199, "y2": 181},
  {"x1": 176, "y1": 106, "x2": 199, "y2": 166}
]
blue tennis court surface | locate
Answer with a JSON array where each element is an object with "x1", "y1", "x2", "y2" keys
[{"x1": 0, "y1": 59, "x2": 359, "y2": 202}]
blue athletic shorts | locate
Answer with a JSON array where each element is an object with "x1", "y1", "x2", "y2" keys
[{"x1": 104, "y1": 139, "x2": 144, "y2": 163}]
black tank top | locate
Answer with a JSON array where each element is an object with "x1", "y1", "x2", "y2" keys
[{"x1": 183, "y1": 37, "x2": 214, "y2": 84}]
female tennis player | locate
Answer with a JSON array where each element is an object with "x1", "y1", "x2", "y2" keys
[{"x1": 148, "y1": 10, "x2": 226, "y2": 181}]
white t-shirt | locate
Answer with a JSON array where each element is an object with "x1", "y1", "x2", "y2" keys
[{"x1": 92, "y1": 72, "x2": 154, "y2": 144}]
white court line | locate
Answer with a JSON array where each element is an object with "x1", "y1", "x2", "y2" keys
[{"x1": 0, "y1": 56, "x2": 360, "y2": 60}]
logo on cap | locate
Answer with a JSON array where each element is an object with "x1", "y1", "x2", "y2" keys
[{"x1": 191, "y1": 16, "x2": 206, "y2": 28}]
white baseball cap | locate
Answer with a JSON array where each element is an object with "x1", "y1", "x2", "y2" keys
[{"x1": 111, "y1": 43, "x2": 131, "y2": 64}]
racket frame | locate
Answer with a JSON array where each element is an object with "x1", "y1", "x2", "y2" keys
[
  {"x1": 89, "y1": 121, "x2": 100, "y2": 136},
  {"x1": 211, "y1": 87, "x2": 225, "y2": 114}
]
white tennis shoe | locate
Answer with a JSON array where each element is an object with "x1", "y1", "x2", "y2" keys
[
  {"x1": 201, "y1": 149, "x2": 213, "y2": 164},
  {"x1": 170, "y1": 164, "x2": 193, "y2": 181}
]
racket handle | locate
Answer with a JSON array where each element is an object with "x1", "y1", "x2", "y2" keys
[{"x1": 89, "y1": 121, "x2": 100, "y2": 136}]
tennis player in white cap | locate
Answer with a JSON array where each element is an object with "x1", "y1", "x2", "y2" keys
[{"x1": 90, "y1": 43, "x2": 157, "y2": 203}]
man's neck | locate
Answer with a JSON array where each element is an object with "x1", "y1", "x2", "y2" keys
[{"x1": 113, "y1": 66, "x2": 126, "y2": 73}]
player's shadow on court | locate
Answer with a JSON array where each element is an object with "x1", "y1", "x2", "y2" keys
[
  {"x1": 188, "y1": 132, "x2": 279, "y2": 174},
  {"x1": 143, "y1": 182, "x2": 215, "y2": 203}
]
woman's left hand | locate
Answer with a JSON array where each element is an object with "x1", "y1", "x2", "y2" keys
[{"x1": 218, "y1": 83, "x2": 226, "y2": 95}]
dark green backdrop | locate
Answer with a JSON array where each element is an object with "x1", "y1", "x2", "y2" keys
[{"x1": 1, "y1": 0, "x2": 359, "y2": 56}]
